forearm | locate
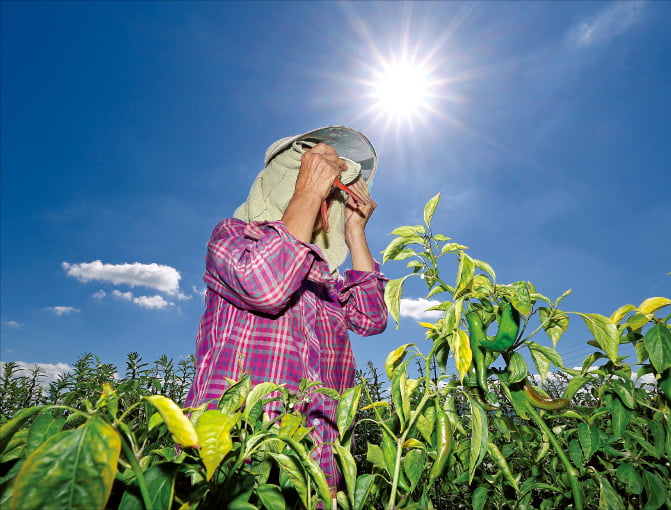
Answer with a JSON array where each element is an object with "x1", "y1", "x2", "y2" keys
[
  {"x1": 281, "y1": 191, "x2": 322, "y2": 243},
  {"x1": 345, "y1": 229, "x2": 374, "y2": 272}
]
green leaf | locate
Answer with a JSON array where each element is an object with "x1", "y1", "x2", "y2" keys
[
  {"x1": 526, "y1": 342, "x2": 564, "y2": 382},
  {"x1": 509, "y1": 282, "x2": 532, "y2": 316},
  {"x1": 26, "y1": 414, "x2": 65, "y2": 456},
  {"x1": 353, "y1": 474, "x2": 375, "y2": 510},
  {"x1": 612, "y1": 380, "x2": 636, "y2": 410},
  {"x1": 575, "y1": 313, "x2": 619, "y2": 362},
  {"x1": 195, "y1": 410, "x2": 235, "y2": 481},
  {"x1": 118, "y1": 463, "x2": 179, "y2": 510},
  {"x1": 538, "y1": 307, "x2": 569, "y2": 347},
  {"x1": 337, "y1": 385, "x2": 361, "y2": 443},
  {"x1": 578, "y1": 422, "x2": 600, "y2": 461},
  {"x1": 269, "y1": 453, "x2": 310, "y2": 508},
  {"x1": 472, "y1": 485, "x2": 489, "y2": 510},
  {"x1": 564, "y1": 375, "x2": 592, "y2": 400},
  {"x1": 403, "y1": 448, "x2": 426, "y2": 490},
  {"x1": 245, "y1": 382, "x2": 282, "y2": 422},
  {"x1": 12, "y1": 415, "x2": 120, "y2": 510},
  {"x1": 333, "y1": 444, "x2": 357, "y2": 508},
  {"x1": 610, "y1": 397, "x2": 629, "y2": 438},
  {"x1": 506, "y1": 352, "x2": 528, "y2": 385},
  {"x1": 598, "y1": 477, "x2": 625, "y2": 510},
  {"x1": 466, "y1": 393, "x2": 488, "y2": 483},
  {"x1": 0, "y1": 407, "x2": 43, "y2": 456},
  {"x1": 441, "y1": 242, "x2": 468, "y2": 254},
  {"x1": 145, "y1": 395, "x2": 200, "y2": 448},
  {"x1": 256, "y1": 484, "x2": 286, "y2": 510},
  {"x1": 626, "y1": 312, "x2": 651, "y2": 331},
  {"x1": 455, "y1": 252, "x2": 476, "y2": 296},
  {"x1": 384, "y1": 276, "x2": 412, "y2": 329},
  {"x1": 473, "y1": 259, "x2": 496, "y2": 283},
  {"x1": 643, "y1": 323, "x2": 671, "y2": 373},
  {"x1": 568, "y1": 439, "x2": 583, "y2": 467},
  {"x1": 616, "y1": 463, "x2": 643, "y2": 495},
  {"x1": 643, "y1": 471, "x2": 667, "y2": 510},
  {"x1": 390, "y1": 225, "x2": 426, "y2": 237},
  {"x1": 424, "y1": 193, "x2": 441, "y2": 227},
  {"x1": 218, "y1": 375, "x2": 251, "y2": 415},
  {"x1": 366, "y1": 443, "x2": 385, "y2": 471}
]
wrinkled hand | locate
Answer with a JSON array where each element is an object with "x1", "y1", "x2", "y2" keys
[
  {"x1": 294, "y1": 143, "x2": 347, "y2": 202},
  {"x1": 345, "y1": 179, "x2": 376, "y2": 234}
]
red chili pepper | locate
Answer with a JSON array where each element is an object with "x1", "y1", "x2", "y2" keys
[{"x1": 320, "y1": 177, "x2": 366, "y2": 233}]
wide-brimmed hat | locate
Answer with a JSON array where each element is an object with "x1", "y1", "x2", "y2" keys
[{"x1": 264, "y1": 126, "x2": 378, "y2": 187}]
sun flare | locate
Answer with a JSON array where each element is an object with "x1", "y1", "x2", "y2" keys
[{"x1": 368, "y1": 56, "x2": 439, "y2": 126}]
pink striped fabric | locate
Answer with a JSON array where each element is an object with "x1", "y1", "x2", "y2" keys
[{"x1": 184, "y1": 218, "x2": 388, "y2": 485}]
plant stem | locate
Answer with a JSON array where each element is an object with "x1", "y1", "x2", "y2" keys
[
  {"x1": 525, "y1": 402, "x2": 583, "y2": 510},
  {"x1": 120, "y1": 435, "x2": 154, "y2": 510}
]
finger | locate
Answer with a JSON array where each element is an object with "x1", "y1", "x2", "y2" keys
[{"x1": 308, "y1": 142, "x2": 337, "y2": 156}]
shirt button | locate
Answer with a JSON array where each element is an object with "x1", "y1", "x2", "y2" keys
[{"x1": 312, "y1": 418, "x2": 320, "y2": 426}]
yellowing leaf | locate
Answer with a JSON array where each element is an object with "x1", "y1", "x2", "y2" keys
[
  {"x1": 418, "y1": 322, "x2": 435, "y2": 329},
  {"x1": 637, "y1": 297, "x2": 671, "y2": 316},
  {"x1": 195, "y1": 410, "x2": 235, "y2": 481},
  {"x1": 455, "y1": 329, "x2": 473, "y2": 382},
  {"x1": 385, "y1": 343, "x2": 412, "y2": 379},
  {"x1": 145, "y1": 395, "x2": 200, "y2": 448},
  {"x1": 610, "y1": 304, "x2": 636, "y2": 325}
]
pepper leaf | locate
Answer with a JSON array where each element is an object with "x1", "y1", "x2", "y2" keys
[
  {"x1": 454, "y1": 328, "x2": 473, "y2": 383},
  {"x1": 573, "y1": 313, "x2": 619, "y2": 362},
  {"x1": 384, "y1": 275, "x2": 412, "y2": 329},
  {"x1": 424, "y1": 193, "x2": 441, "y2": 228},
  {"x1": 637, "y1": 297, "x2": 671, "y2": 316},
  {"x1": 643, "y1": 323, "x2": 671, "y2": 373}
]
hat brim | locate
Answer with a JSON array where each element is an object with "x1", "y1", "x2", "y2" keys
[{"x1": 264, "y1": 126, "x2": 378, "y2": 185}]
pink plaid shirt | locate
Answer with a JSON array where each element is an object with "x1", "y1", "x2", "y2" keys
[{"x1": 185, "y1": 218, "x2": 388, "y2": 484}]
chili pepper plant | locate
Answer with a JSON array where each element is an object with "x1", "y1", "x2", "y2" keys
[{"x1": 376, "y1": 193, "x2": 671, "y2": 510}]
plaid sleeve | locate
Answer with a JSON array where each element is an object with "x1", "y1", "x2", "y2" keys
[
  {"x1": 338, "y1": 260, "x2": 388, "y2": 336},
  {"x1": 203, "y1": 219, "x2": 326, "y2": 315}
]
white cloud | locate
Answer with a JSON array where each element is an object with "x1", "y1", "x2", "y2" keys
[
  {"x1": 63, "y1": 260, "x2": 183, "y2": 295},
  {"x1": 112, "y1": 289, "x2": 173, "y2": 310},
  {"x1": 193, "y1": 285, "x2": 207, "y2": 297},
  {"x1": 3, "y1": 320, "x2": 25, "y2": 328},
  {"x1": 47, "y1": 306, "x2": 80, "y2": 316},
  {"x1": 92, "y1": 289, "x2": 106, "y2": 300},
  {"x1": 1, "y1": 361, "x2": 72, "y2": 384},
  {"x1": 569, "y1": 1, "x2": 646, "y2": 48},
  {"x1": 400, "y1": 298, "x2": 443, "y2": 321},
  {"x1": 133, "y1": 295, "x2": 172, "y2": 309}
]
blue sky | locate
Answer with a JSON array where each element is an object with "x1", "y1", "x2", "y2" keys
[{"x1": 2, "y1": 1, "x2": 669, "y2": 383}]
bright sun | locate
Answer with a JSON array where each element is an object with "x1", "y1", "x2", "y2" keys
[{"x1": 370, "y1": 57, "x2": 437, "y2": 122}]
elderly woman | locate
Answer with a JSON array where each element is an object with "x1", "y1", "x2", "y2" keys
[{"x1": 184, "y1": 126, "x2": 388, "y2": 491}]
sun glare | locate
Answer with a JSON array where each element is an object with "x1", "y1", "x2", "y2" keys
[{"x1": 371, "y1": 59, "x2": 434, "y2": 120}]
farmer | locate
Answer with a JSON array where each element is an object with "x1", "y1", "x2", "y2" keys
[{"x1": 184, "y1": 126, "x2": 388, "y2": 491}]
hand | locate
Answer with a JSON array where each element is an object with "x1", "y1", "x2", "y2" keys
[
  {"x1": 293, "y1": 143, "x2": 347, "y2": 202},
  {"x1": 344, "y1": 179, "x2": 376, "y2": 235}
]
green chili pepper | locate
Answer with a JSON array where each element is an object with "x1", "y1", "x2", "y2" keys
[
  {"x1": 523, "y1": 379, "x2": 570, "y2": 410},
  {"x1": 479, "y1": 301, "x2": 520, "y2": 352},
  {"x1": 428, "y1": 397, "x2": 452, "y2": 483},
  {"x1": 467, "y1": 311, "x2": 489, "y2": 394},
  {"x1": 659, "y1": 368, "x2": 671, "y2": 401}
]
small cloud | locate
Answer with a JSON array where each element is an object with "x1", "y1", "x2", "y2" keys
[
  {"x1": 400, "y1": 298, "x2": 443, "y2": 321},
  {"x1": 133, "y1": 295, "x2": 172, "y2": 309},
  {"x1": 47, "y1": 306, "x2": 80, "y2": 316},
  {"x1": 112, "y1": 289, "x2": 173, "y2": 310},
  {"x1": 62, "y1": 260, "x2": 184, "y2": 295},
  {"x1": 92, "y1": 289, "x2": 106, "y2": 301},
  {"x1": 569, "y1": 1, "x2": 646, "y2": 48},
  {"x1": 3, "y1": 320, "x2": 25, "y2": 328},
  {"x1": 192, "y1": 285, "x2": 207, "y2": 297}
]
